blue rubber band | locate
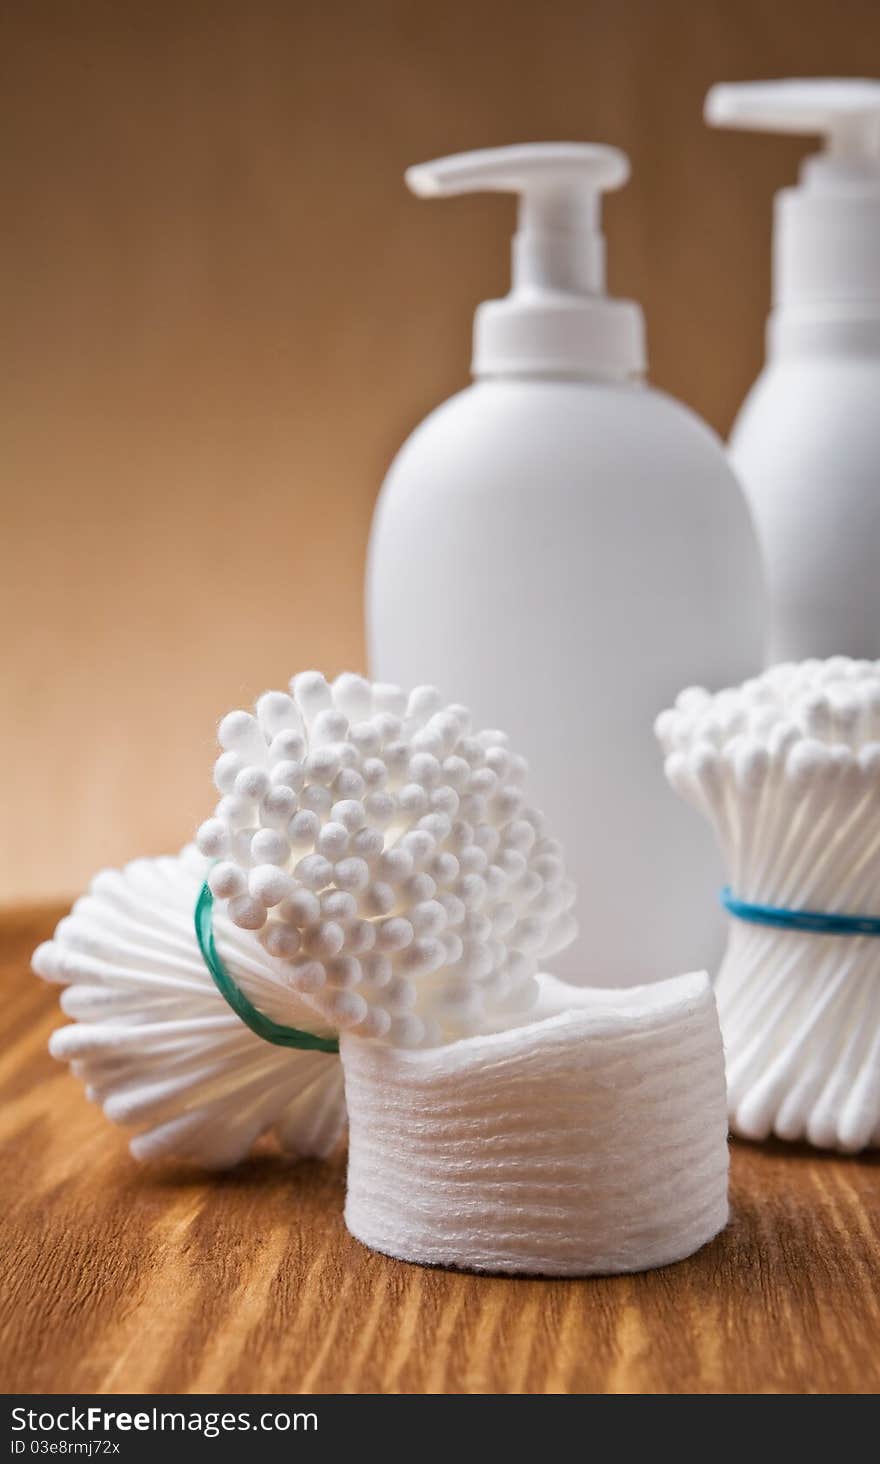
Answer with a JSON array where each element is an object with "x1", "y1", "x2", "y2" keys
[
  {"x1": 721, "y1": 886, "x2": 880, "y2": 938},
  {"x1": 195, "y1": 881, "x2": 339, "y2": 1053}
]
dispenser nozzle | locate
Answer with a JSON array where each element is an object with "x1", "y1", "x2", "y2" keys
[
  {"x1": 706, "y1": 79, "x2": 880, "y2": 168},
  {"x1": 406, "y1": 144, "x2": 629, "y2": 296},
  {"x1": 405, "y1": 143, "x2": 629, "y2": 201}
]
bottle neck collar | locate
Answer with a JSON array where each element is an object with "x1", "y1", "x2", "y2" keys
[{"x1": 471, "y1": 295, "x2": 646, "y2": 380}]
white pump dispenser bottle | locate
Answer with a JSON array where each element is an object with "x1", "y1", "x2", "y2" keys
[
  {"x1": 707, "y1": 79, "x2": 880, "y2": 662},
  {"x1": 367, "y1": 144, "x2": 764, "y2": 985}
]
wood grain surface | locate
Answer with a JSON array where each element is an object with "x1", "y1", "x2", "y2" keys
[{"x1": 2, "y1": 904, "x2": 879, "y2": 1396}]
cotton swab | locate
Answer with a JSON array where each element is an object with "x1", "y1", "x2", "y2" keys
[{"x1": 658, "y1": 657, "x2": 880, "y2": 1152}]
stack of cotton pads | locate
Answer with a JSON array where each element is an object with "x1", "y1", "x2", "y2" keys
[
  {"x1": 658, "y1": 657, "x2": 880, "y2": 1152},
  {"x1": 34, "y1": 671, "x2": 730, "y2": 1275},
  {"x1": 343, "y1": 971, "x2": 729, "y2": 1276}
]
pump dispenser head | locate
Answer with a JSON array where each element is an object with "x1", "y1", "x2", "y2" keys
[
  {"x1": 706, "y1": 79, "x2": 880, "y2": 177},
  {"x1": 706, "y1": 80, "x2": 880, "y2": 348},
  {"x1": 406, "y1": 143, "x2": 645, "y2": 380}
]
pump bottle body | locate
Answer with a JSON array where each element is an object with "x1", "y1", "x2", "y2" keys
[
  {"x1": 368, "y1": 376, "x2": 765, "y2": 986},
  {"x1": 730, "y1": 346, "x2": 880, "y2": 663},
  {"x1": 705, "y1": 78, "x2": 880, "y2": 662}
]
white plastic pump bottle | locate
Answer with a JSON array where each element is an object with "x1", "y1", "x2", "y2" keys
[
  {"x1": 707, "y1": 79, "x2": 880, "y2": 662},
  {"x1": 367, "y1": 144, "x2": 764, "y2": 985}
]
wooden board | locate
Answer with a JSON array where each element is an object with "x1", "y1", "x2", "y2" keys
[{"x1": 2, "y1": 904, "x2": 879, "y2": 1395}]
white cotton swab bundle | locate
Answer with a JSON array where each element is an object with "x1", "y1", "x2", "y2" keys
[
  {"x1": 195, "y1": 672, "x2": 578, "y2": 1050},
  {"x1": 32, "y1": 673, "x2": 576, "y2": 1169},
  {"x1": 32, "y1": 845, "x2": 346, "y2": 1168},
  {"x1": 657, "y1": 656, "x2": 880, "y2": 1153}
]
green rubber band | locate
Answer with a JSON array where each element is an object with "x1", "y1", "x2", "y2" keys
[{"x1": 194, "y1": 881, "x2": 339, "y2": 1054}]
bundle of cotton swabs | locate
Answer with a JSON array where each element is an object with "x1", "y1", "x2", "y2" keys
[
  {"x1": 657, "y1": 657, "x2": 880, "y2": 1152},
  {"x1": 33, "y1": 672, "x2": 577, "y2": 1167},
  {"x1": 197, "y1": 672, "x2": 577, "y2": 1049}
]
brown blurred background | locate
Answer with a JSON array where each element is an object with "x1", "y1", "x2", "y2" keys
[{"x1": 2, "y1": 0, "x2": 877, "y2": 901}]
